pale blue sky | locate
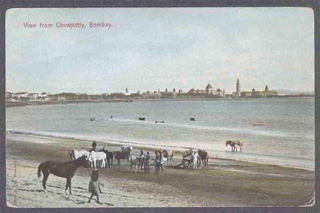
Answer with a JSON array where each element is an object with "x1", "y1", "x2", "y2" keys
[{"x1": 6, "y1": 8, "x2": 314, "y2": 94}]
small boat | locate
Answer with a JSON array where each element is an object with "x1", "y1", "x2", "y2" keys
[
  {"x1": 138, "y1": 117, "x2": 146, "y2": 121},
  {"x1": 155, "y1": 120, "x2": 165, "y2": 124},
  {"x1": 252, "y1": 122, "x2": 264, "y2": 126},
  {"x1": 190, "y1": 117, "x2": 196, "y2": 121}
]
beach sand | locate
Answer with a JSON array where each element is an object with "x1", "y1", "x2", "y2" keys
[{"x1": 5, "y1": 133, "x2": 314, "y2": 208}]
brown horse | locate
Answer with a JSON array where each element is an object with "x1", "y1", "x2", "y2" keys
[
  {"x1": 37, "y1": 155, "x2": 88, "y2": 194},
  {"x1": 226, "y1": 140, "x2": 243, "y2": 152},
  {"x1": 232, "y1": 140, "x2": 243, "y2": 151},
  {"x1": 114, "y1": 151, "x2": 130, "y2": 165},
  {"x1": 198, "y1": 149, "x2": 209, "y2": 168}
]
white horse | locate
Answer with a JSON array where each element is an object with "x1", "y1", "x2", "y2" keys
[
  {"x1": 88, "y1": 151, "x2": 107, "y2": 168},
  {"x1": 129, "y1": 155, "x2": 144, "y2": 172},
  {"x1": 69, "y1": 149, "x2": 89, "y2": 160},
  {"x1": 121, "y1": 146, "x2": 133, "y2": 153},
  {"x1": 192, "y1": 150, "x2": 200, "y2": 169}
]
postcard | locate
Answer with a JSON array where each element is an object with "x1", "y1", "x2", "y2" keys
[{"x1": 5, "y1": 8, "x2": 315, "y2": 208}]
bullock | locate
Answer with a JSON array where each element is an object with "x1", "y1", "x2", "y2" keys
[{"x1": 198, "y1": 149, "x2": 209, "y2": 168}]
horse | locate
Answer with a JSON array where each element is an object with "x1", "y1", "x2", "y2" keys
[
  {"x1": 226, "y1": 140, "x2": 236, "y2": 152},
  {"x1": 232, "y1": 140, "x2": 243, "y2": 152},
  {"x1": 37, "y1": 155, "x2": 88, "y2": 194},
  {"x1": 162, "y1": 150, "x2": 174, "y2": 166},
  {"x1": 99, "y1": 147, "x2": 114, "y2": 168},
  {"x1": 68, "y1": 149, "x2": 89, "y2": 160},
  {"x1": 198, "y1": 149, "x2": 209, "y2": 168},
  {"x1": 120, "y1": 146, "x2": 133, "y2": 153},
  {"x1": 114, "y1": 151, "x2": 130, "y2": 165},
  {"x1": 226, "y1": 140, "x2": 243, "y2": 152},
  {"x1": 227, "y1": 140, "x2": 243, "y2": 151},
  {"x1": 88, "y1": 151, "x2": 107, "y2": 168},
  {"x1": 129, "y1": 155, "x2": 145, "y2": 172}
]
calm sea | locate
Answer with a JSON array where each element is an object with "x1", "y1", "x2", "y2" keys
[{"x1": 6, "y1": 98, "x2": 315, "y2": 170}]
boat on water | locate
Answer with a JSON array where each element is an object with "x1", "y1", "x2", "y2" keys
[
  {"x1": 155, "y1": 120, "x2": 165, "y2": 124},
  {"x1": 138, "y1": 117, "x2": 146, "y2": 121},
  {"x1": 190, "y1": 117, "x2": 196, "y2": 121},
  {"x1": 252, "y1": 122, "x2": 265, "y2": 126}
]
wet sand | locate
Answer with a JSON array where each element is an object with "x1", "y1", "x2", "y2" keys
[{"x1": 5, "y1": 133, "x2": 314, "y2": 208}]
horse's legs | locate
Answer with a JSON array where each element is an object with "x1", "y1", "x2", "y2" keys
[
  {"x1": 42, "y1": 172, "x2": 49, "y2": 192},
  {"x1": 65, "y1": 178, "x2": 72, "y2": 195},
  {"x1": 68, "y1": 178, "x2": 72, "y2": 195}
]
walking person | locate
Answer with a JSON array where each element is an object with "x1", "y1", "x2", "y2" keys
[{"x1": 88, "y1": 169, "x2": 104, "y2": 204}]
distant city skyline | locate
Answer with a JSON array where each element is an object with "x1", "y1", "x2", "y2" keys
[{"x1": 6, "y1": 8, "x2": 314, "y2": 94}]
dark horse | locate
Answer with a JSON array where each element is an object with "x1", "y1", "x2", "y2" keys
[
  {"x1": 226, "y1": 140, "x2": 236, "y2": 151},
  {"x1": 37, "y1": 155, "x2": 88, "y2": 194},
  {"x1": 99, "y1": 147, "x2": 114, "y2": 168},
  {"x1": 226, "y1": 140, "x2": 243, "y2": 152},
  {"x1": 114, "y1": 151, "x2": 130, "y2": 165},
  {"x1": 198, "y1": 149, "x2": 209, "y2": 168}
]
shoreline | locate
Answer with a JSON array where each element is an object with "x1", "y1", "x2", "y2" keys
[
  {"x1": 6, "y1": 130, "x2": 314, "y2": 172},
  {"x1": 5, "y1": 96, "x2": 315, "y2": 108},
  {"x1": 5, "y1": 132, "x2": 315, "y2": 207}
]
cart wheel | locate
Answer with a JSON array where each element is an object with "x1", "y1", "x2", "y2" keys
[{"x1": 182, "y1": 160, "x2": 190, "y2": 167}]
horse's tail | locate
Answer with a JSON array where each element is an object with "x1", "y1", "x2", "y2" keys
[{"x1": 37, "y1": 163, "x2": 43, "y2": 178}]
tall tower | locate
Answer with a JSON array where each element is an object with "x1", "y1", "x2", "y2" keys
[{"x1": 236, "y1": 78, "x2": 240, "y2": 97}]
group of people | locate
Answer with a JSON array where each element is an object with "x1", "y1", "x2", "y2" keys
[
  {"x1": 132, "y1": 150, "x2": 168, "y2": 174},
  {"x1": 137, "y1": 150, "x2": 151, "y2": 173}
]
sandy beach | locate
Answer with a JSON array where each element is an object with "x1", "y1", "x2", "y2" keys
[{"x1": 5, "y1": 132, "x2": 314, "y2": 208}]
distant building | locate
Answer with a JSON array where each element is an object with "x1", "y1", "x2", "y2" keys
[
  {"x1": 124, "y1": 88, "x2": 130, "y2": 96},
  {"x1": 205, "y1": 84, "x2": 213, "y2": 94},
  {"x1": 241, "y1": 85, "x2": 277, "y2": 97},
  {"x1": 188, "y1": 84, "x2": 224, "y2": 97},
  {"x1": 236, "y1": 78, "x2": 241, "y2": 97}
]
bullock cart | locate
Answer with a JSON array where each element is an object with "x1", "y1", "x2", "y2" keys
[{"x1": 181, "y1": 152, "x2": 201, "y2": 168}]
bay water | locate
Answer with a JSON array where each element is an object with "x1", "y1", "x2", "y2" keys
[{"x1": 6, "y1": 98, "x2": 315, "y2": 170}]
